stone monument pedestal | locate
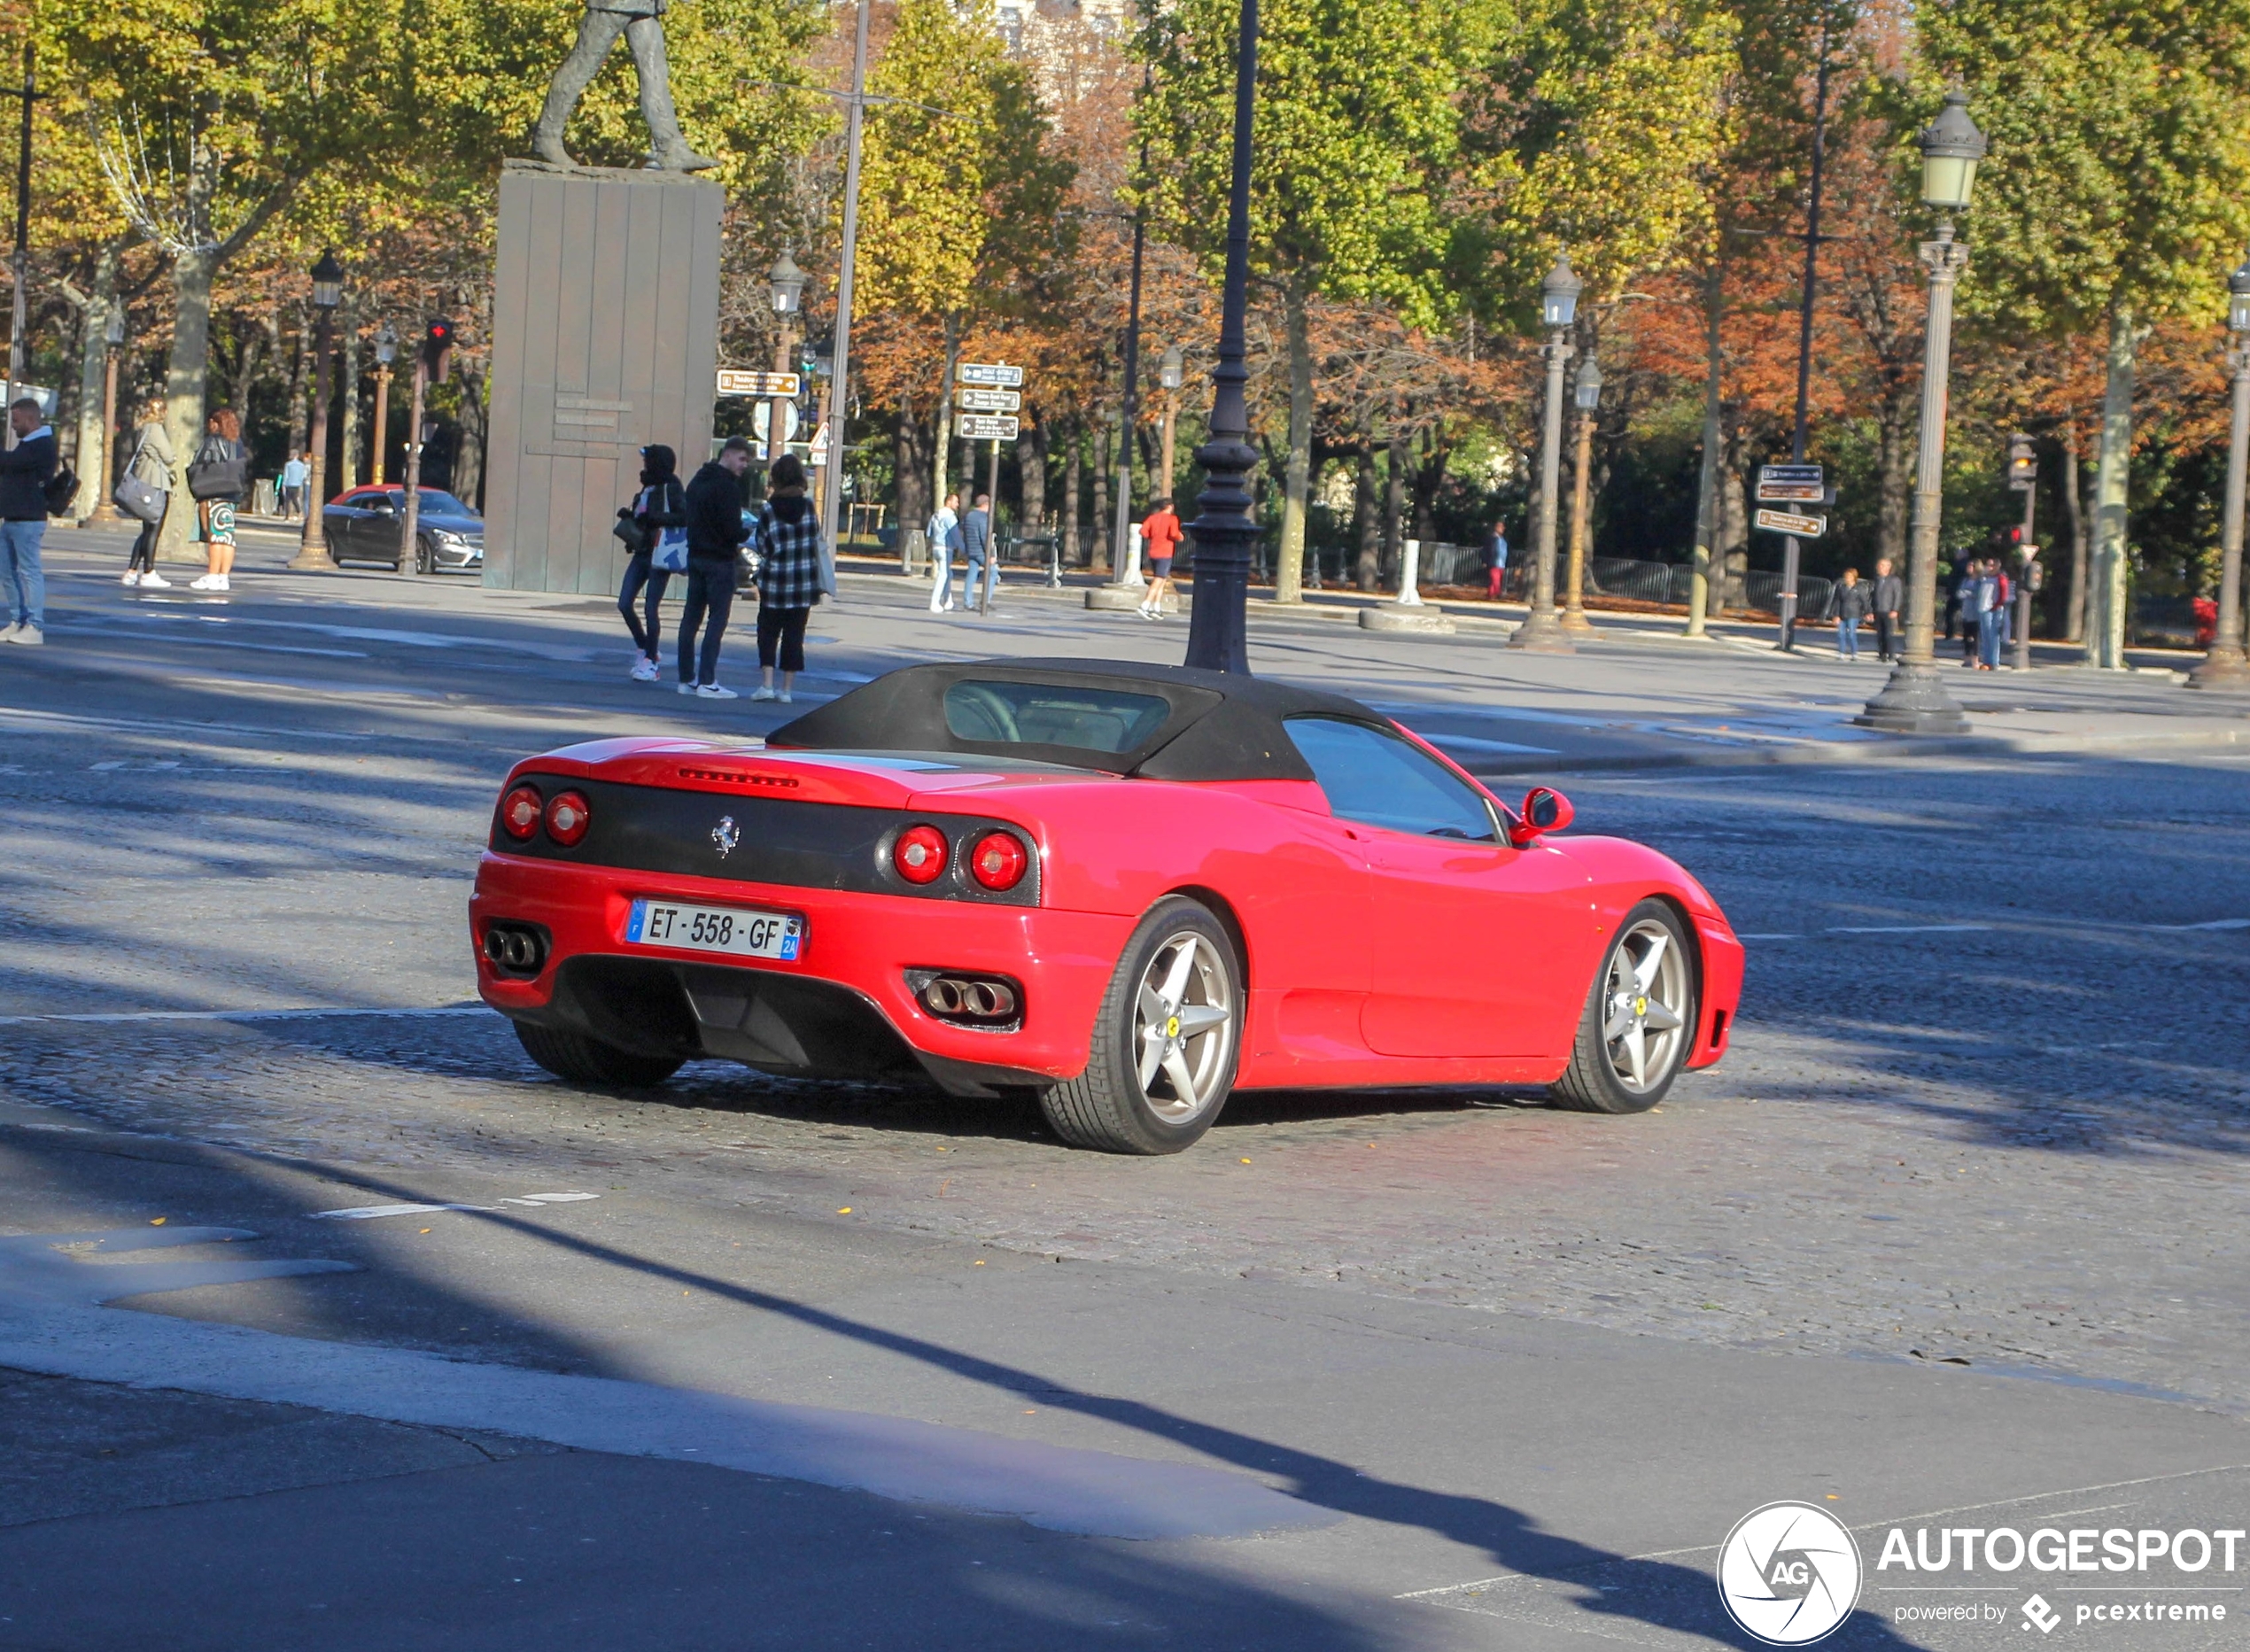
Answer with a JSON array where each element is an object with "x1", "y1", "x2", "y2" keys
[{"x1": 484, "y1": 160, "x2": 723, "y2": 594}]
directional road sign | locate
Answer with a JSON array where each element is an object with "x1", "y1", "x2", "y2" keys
[
  {"x1": 956, "y1": 413, "x2": 1020, "y2": 441},
  {"x1": 1757, "y1": 463, "x2": 1824, "y2": 504},
  {"x1": 958, "y1": 386, "x2": 1021, "y2": 413},
  {"x1": 718, "y1": 369, "x2": 801, "y2": 398},
  {"x1": 958, "y1": 362, "x2": 1024, "y2": 388},
  {"x1": 1754, "y1": 507, "x2": 1826, "y2": 539}
]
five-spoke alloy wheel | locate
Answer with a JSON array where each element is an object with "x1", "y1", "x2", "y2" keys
[
  {"x1": 1040, "y1": 896, "x2": 1241, "y2": 1153},
  {"x1": 1550, "y1": 899, "x2": 1697, "y2": 1114}
]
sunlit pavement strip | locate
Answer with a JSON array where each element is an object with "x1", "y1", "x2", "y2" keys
[
  {"x1": 307, "y1": 1193, "x2": 601, "y2": 1220},
  {"x1": 0, "y1": 1228, "x2": 1334, "y2": 1540},
  {"x1": 0, "y1": 1005, "x2": 493, "y2": 1027},
  {"x1": 1737, "y1": 918, "x2": 2250, "y2": 942}
]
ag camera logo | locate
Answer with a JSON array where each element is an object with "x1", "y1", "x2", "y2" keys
[{"x1": 1718, "y1": 1501, "x2": 1865, "y2": 1645}]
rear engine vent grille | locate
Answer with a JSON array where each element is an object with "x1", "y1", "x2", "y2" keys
[{"x1": 678, "y1": 767, "x2": 801, "y2": 788}]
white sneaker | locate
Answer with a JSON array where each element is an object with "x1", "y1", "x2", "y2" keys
[
  {"x1": 189, "y1": 574, "x2": 218, "y2": 590},
  {"x1": 630, "y1": 658, "x2": 658, "y2": 682},
  {"x1": 749, "y1": 686, "x2": 778, "y2": 702},
  {"x1": 210, "y1": 575, "x2": 229, "y2": 592},
  {"x1": 678, "y1": 682, "x2": 698, "y2": 695},
  {"x1": 779, "y1": 691, "x2": 794, "y2": 703},
  {"x1": 121, "y1": 570, "x2": 141, "y2": 586},
  {"x1": 695, "y1": 683, "x2": 738, "y2": 700},
  {"x1": 0, "y1": 622, "x2": 18, "y2": 643},
  {"x1": 138, "y1": 570, "x2": 171, "y2": 589},
  {"x1": 6, "y1": 624, "x2": 43, "y2": 647}
]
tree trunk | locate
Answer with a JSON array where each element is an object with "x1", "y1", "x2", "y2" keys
[
  {"x1": 1382, "y1": 419, "x2": 1407, "y2": 586},
  {"x1": 229, "y1": 322, "x2": 266, "y2": 427},
  {"x1": 2091, "y1": 305, "x2": 2140, "y2": 669},
  {"x1": 155, "y1": 249, "x2": 221, "y2": 562},
  {"x1": 70, "y1": 240, "x2": 124, "y2": 517},
  {"x1": 2062, "y1": 419, "x2": 2090, "y2": 644},
  {"x1": 893, "y1": 396, "x2": 930, "y2": 537},
  {"x1": 453, "y1": 362, "x2": 487, "y2": 510},
  {"x1": 1411, "y1": 424, "x2": 1443, "y2": 544},
  {"x1": 338, "y1": 294, "x2": 361, "y2": 494},
  {"x1": 1090, "y1": 416, "x2": 1111, "y2": 574},
  {"x1": 929, "y1": 314, "x2": 958, "y2": 520},
  {"x1": 1016, "y1": 418, "x2": 1046, "y2": 533},
  {"x1": 1061, "y1": 423, "x2": 1082, "y2": 566},
  {"x1": 1687, "y1": 260, "x2": 1723, "y2": 634},
  {"x1": 1874, "y1": 389, "x2": 1912, "y2": 574},
  {"x1": 1275, "y1": 282, "x2": 1313, "y2": 602},
  {"x1": 1718, "y1": 439, "x2": 1749, "y2": 614},
  {"x1": 1353, "y1": 438, "x2": 1379, "y2": 591}
]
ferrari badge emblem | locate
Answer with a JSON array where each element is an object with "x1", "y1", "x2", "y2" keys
[{"x1": 711, "y1": 817, "x2": 739, "y2": 857}]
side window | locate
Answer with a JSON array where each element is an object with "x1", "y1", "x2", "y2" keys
[{"x1": 1285, "y1": 717, "x2": 1497, "y2": 841}]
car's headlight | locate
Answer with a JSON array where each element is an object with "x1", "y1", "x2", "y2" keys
[{"x1": 430, "y1": 530, "x2": 463, "y2": 545}]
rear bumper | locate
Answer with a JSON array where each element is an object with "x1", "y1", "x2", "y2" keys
[
  {"x1": 1687, "y1": 913, "x2": 1744, "y2": 1069},
  {"x1": 471, "y1": 852, "x2": 1129, "y2": 1093}
]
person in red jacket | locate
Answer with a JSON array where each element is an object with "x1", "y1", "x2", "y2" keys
[{"x1": 1139, "y1": 498, "x2": 1182, "y2": 620}]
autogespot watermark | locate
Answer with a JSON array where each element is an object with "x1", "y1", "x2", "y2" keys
[{"x1": 1720, "y1": 1506, "x2": 2246, "y2": 1642}]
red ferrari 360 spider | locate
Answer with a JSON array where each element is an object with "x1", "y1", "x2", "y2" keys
[{"x1": 471, "y1": 660, "x2": 1742, "y2": 1153}]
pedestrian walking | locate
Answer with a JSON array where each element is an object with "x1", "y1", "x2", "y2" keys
[
  {"x1": 0, "y1": 396, "x2": 58, "y2": 647},
  {"x1": 926, "y1": 492, "x2": 960, "y2": 613},
  {"x1": 1954, "y1": 562, "x2": 1981, "y2": 663},
  {"x1": 616, "y1": 444, "x2": 687, "y2": 681},
  {"x1": 677, "y1": 435, "x2": 754, "y2": 697},
  {"x1": 1872, "y1": 556, "x2": 1902, "y2": 662},
  {"x1": 278, "y1": 452, "x2": 311, "y2": 521},
  {"x1": 1827, "y1": 566, "x2": 1869, "y2": 659},
  {"x1": 960, "y1": 491, "x2": 995, "y2": 614},
  {"x1": 118, "y1": 400, "x2": 175, "y2": 593},
  {"x1": 1139, "y1": 497, "x2": 1182, "y2": 620},
  {"x1": 185, "y1": 407, "x2": 248, "y2": 592},
  {"x1": 1485, "y1": 520, "x2": 1510, "y2": 601},
  {"x1": 749, "y1": 453, "x2": 824, "y2": 703}
]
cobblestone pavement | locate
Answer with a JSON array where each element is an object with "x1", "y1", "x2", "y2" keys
[{"x1": 4, "y1": 617, "x2": 2245, "y2": 1414}]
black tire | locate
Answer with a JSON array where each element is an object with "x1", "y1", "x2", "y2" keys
[
  {"x1": 1548, "y1": 899, "x2": 1697, "y2": 1114},
  {"x1": 1038, "y1": 896, "x2": 1241, "y2": 1154},
  {"x1": 514, "y1": 1020, "x2": 683, "y2": 1089},
  {"x1": 415, "y1": 538, "x2": 435, "y2": 576}
]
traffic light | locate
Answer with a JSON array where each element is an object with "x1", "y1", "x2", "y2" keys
[
  {"x1": 2006, "y1": 433, "x2": 2036, "y2": 490},
  {"x1": 422, "y1": 318, "x2": 455, "y2": 380}
]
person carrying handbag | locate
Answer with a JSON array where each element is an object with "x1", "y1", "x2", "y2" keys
[
  {"x1": 749, "y1": 453, "x2": 823, "y2": 702},
  {"x1": 118, "y1": 399, "x2": 176, "y2": 588},
  {"x1": 185, "y1": 407, "x2": 247, "y2": 592},
  {"x1": 616, "y1": 445, "x2": 687, "y2": 681}
]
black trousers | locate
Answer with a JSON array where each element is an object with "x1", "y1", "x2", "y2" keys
[
  {"x1": 128, "y1": 521, "x2": 159, "y2": 574},
  {"x1": 617, "y1": 552, "x2": 671, "y2": 659},
  {"x1": 678, "y1": 559, "x2": 734, "y2": 686},
  {"x1": 756, "y1": 603, "x2": 811, "y2": 672},
  {"x1": 1874, "y1": 612, "x2": 1897, "y2": 659}
]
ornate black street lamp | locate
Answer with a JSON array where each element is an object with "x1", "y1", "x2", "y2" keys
[
  {"x1": 2189, "y1": 252, "x2": 2250, "y2": 690},
  {"x1": 1509, "y1": 253, "x2": 1581, "y2": 654},
  {"x1": 1183, "y1": 0, "x2": 1260, "y2": 673},
  {"x1": 1858, "y1": 90, "x2": 1985, "y2": 733},
  {"x1": 290, "y1": 249, "x2": 345, "y2": 570}
]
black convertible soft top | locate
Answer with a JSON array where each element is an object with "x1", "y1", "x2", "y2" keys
[{"x1": 765, "y1": 659, "x2": 1386, "y2": 781}]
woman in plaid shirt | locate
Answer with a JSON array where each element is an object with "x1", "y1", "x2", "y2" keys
[{"x1": 750, "y1": 453, "x2": 826, "y2": 703}]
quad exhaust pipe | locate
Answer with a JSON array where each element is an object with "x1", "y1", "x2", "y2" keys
[
  {"x1": 912, "y1": 971, "x2": 1020, "y2": 1026},
  {"x1": 484, "y1": 922, "x2": 550, "y2": 978}
]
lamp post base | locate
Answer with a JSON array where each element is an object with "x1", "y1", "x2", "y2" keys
[
  {"x1": 1854, "y1": 661, "x2": 1970, "y2": 733},
  {"x1": 1508, "y1": 608, "x2": 1576, "y2": 654},
  {"x1": 2186, "y1": 646, "x2": 2250, "y2": 691},
  {"x1": 288, "y1": 542, "x2": 340, "y2": 573},
  {"x1": 1560, "y1": 606, "x2": 1596, "y2": 635}
]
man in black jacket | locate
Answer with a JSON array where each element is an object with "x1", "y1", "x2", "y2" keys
[
  {"x1": 0, "y1": 398, "x2": 57, "y2": 647},
  {"x1": 1872, "y1": 557, "x2": 1903, "y2": 663},
  {"x1": 677, "y1": 436, "x2": 753, "y2": 697}
]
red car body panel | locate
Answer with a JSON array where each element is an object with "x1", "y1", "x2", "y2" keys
[{"x1": 472, "y1": 722, "x2": 1742, "y2": 1097}]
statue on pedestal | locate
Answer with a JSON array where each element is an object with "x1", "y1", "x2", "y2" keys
[{"x1": 533, "y1": 0, "x2": 719, "y2": 173}]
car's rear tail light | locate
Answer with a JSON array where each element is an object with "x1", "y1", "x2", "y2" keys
[
  {"x1": 544, "y1": 790, "x2": 592, "y2": 847},
  {"x1": 894, "y1": 825, "x2": 948, "y2": 885},
  {"x1": 967, "y1": 831, "x2": 1028, "y2": 891},
  {"x1": 500, "y1": 784, "x2": 543, "y2": 841}
]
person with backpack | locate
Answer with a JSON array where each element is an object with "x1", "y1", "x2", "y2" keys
[
  {"x1": 616, "y1": 444, "x2": 687, "y2": 681},
  {"x1": 119, "y1": 399, "x2": 176, "y2": 588},
  {"x1": 187, "y1": 407, "x2": 248, "y2": 592},
  {"x1": 749, "y1": 453, "x2": 824, "y2": 702},
  {"x1": 677, "y1": 436, "x2": 754, "y2": 698},
  {"x1": 0, "y1": 396, "x2": 60, "y2": 646}
]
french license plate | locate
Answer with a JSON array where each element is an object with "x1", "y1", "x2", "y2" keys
[{"x1": 625, "y1": 899, "x2": 803, "y2": 961}]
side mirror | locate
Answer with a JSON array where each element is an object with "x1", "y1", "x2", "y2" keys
[
  {"x1": 1509, "y1": 787, "x2": 1573, "y2": 846},
  {"x1": 368, "y1": 498, "x2": 396, "y2": 516}
]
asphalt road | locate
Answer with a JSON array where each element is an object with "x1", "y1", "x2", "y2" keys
[{"x1": 1, "y1": 525, "x2": 2246, "y2": 1650}]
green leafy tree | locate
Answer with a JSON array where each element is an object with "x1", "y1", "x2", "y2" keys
[
  {"x1": 853, "y1": 0, "x2": 1074, "y2": 515},
  {"x1": 1137, "y1": 0, "x2": 1476, "y2": 601},
  {"x1": 1916, "y1": 0, "x2": 2250, "y2": 666}
]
